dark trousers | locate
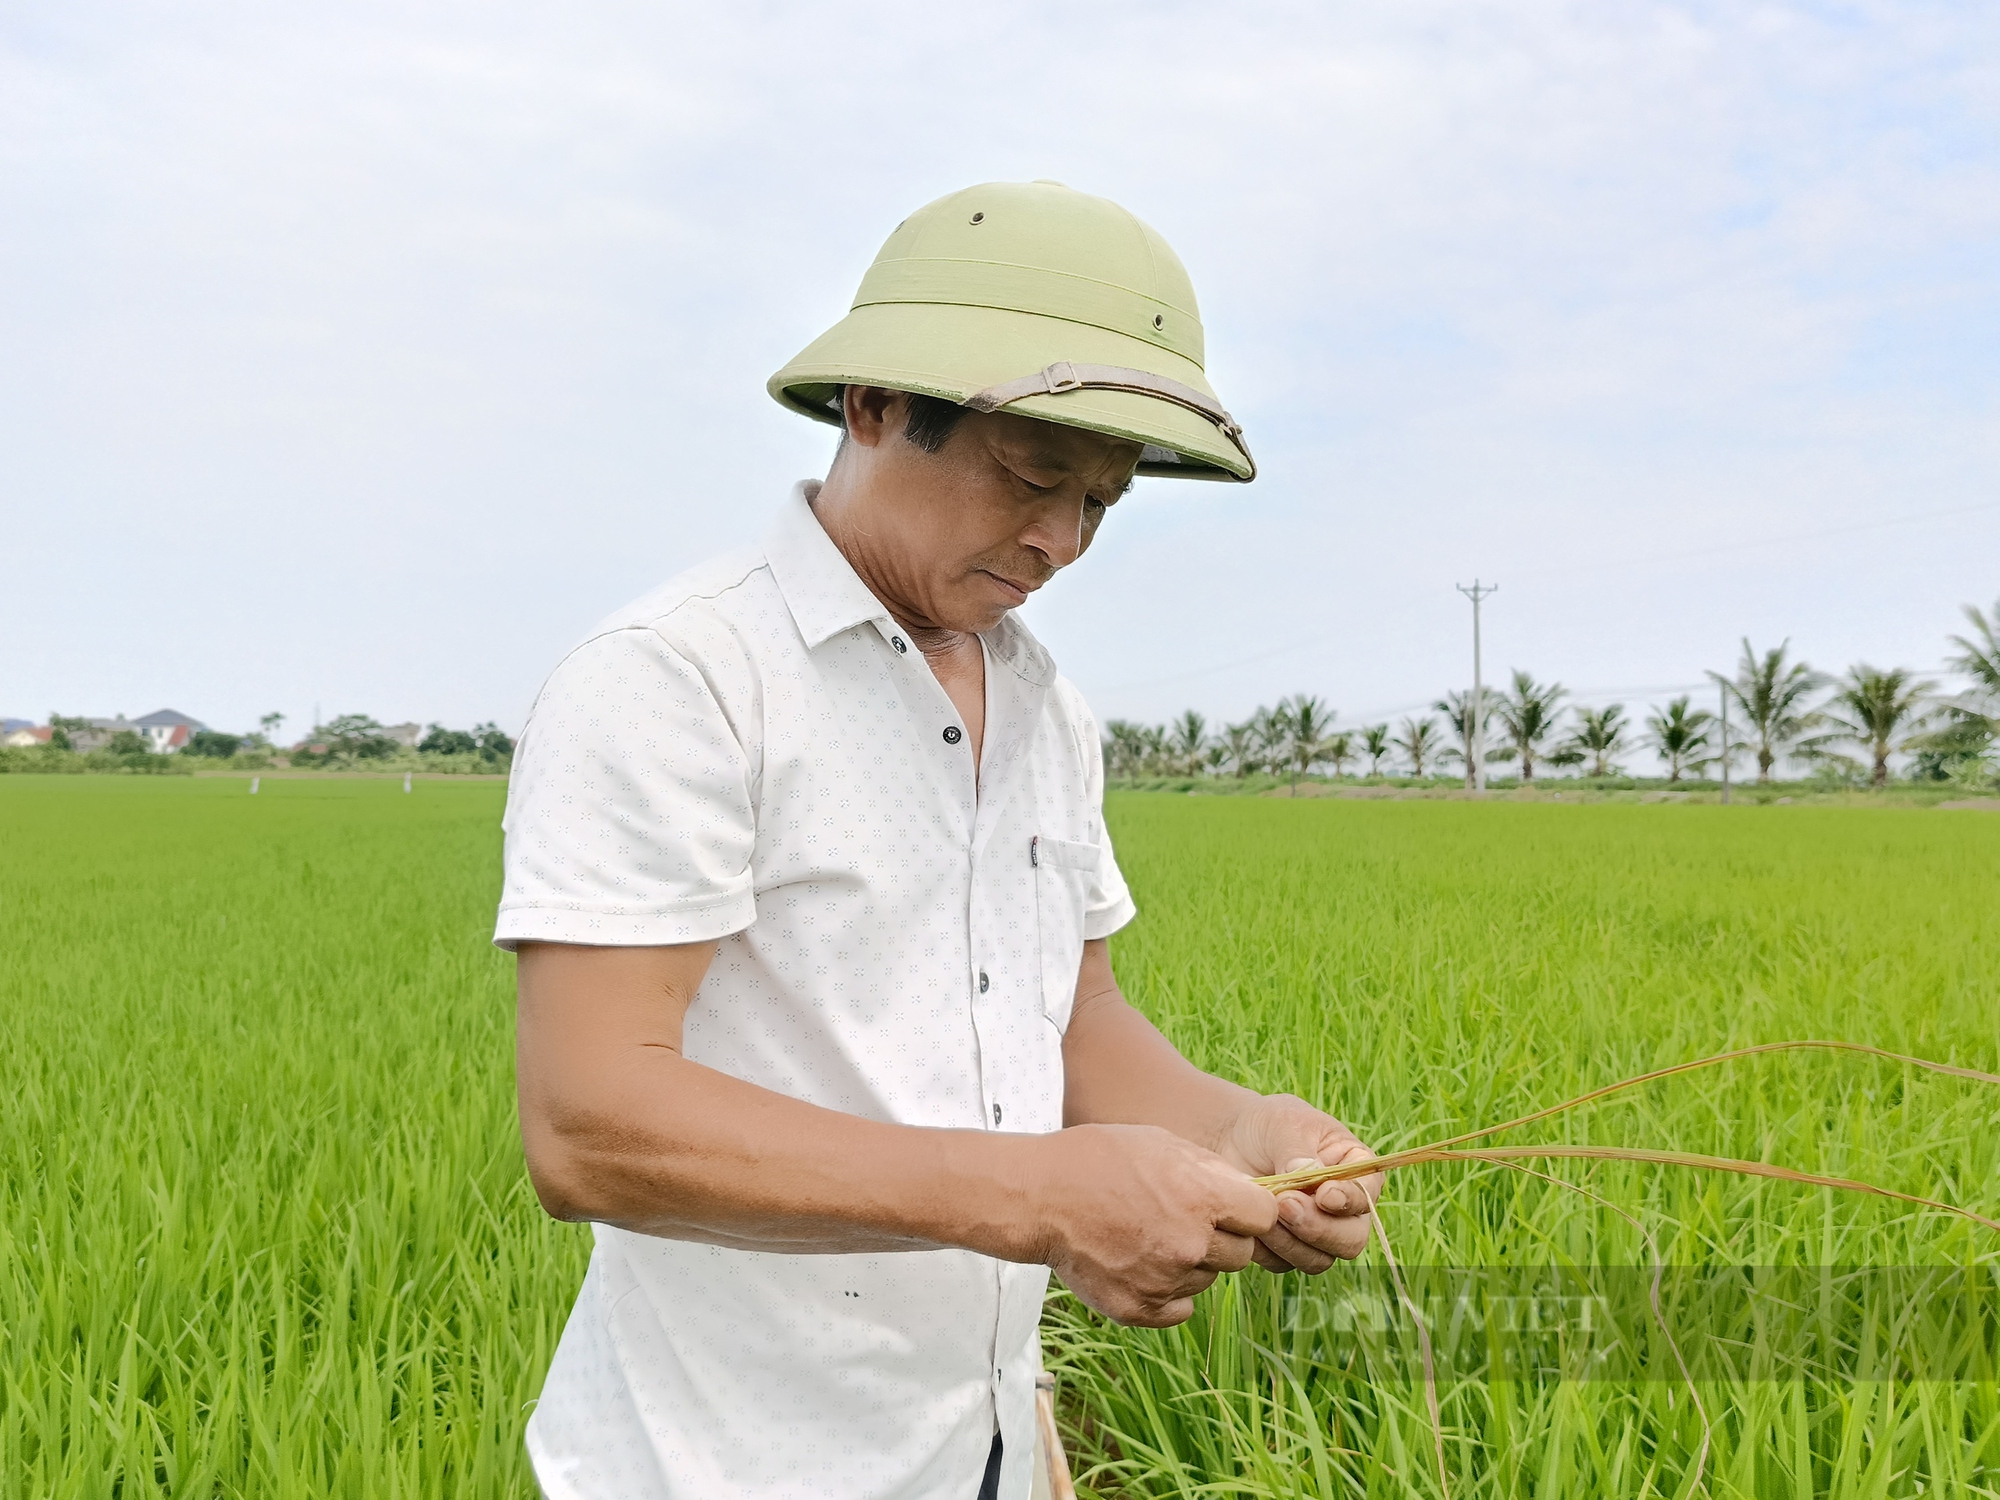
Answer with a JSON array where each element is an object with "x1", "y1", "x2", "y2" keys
[{"x1": 976, "y1": 1433, "x2": 1002, "y2": 1500}]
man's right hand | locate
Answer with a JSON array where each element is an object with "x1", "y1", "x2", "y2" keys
[{"x1": 1025, "y1": 1124, "x2": 1280, "y2": 1327}]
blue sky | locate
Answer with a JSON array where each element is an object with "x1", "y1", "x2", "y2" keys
[{"x1": 4, "y1": 1, "x2": 1996, "y2": 744}]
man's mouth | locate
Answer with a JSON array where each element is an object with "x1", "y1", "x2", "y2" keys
[{"x1": 980, "y1": 571, "x2": 1037, "y2": 606}]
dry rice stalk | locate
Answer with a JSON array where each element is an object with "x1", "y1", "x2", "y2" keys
[
  {"x1": 1360, "y1": 1206, "x2": 1447, "y2": 1496},
  {"x1": 1484, "y1": 1159, "x2": 1713, "y2": 1496},
  {"x1": 1253, "y1": 1040, "x2": 2000, "y2": 1497},
  {"x1": 1257, "y1": 1040, "x2": 2000, "y2": 1236}
]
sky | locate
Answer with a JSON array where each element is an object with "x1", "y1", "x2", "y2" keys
[{"x1": 4, "y1": 1, "x2": 1997, "y2": 747}]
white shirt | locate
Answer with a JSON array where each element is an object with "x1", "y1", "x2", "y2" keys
[{"x1": 495, "y1": 482, "x2": 1135, "y2": 1500}]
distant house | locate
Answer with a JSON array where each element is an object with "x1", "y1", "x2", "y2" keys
[
  {"x1": 66, "y1": 718, "x2": 132, "y2": 752},
  {"x1": 3, "y1": 725, "x2": 51, "y2": 748},
  {"x1": 383, "y1": 722, "x2": 423, "y2": 748},
  {"x1": 53, "y1": 710, "x2": 209, "y2": 753},
  {"x1": 132, "y1": 709, "x2": 208, "y2": 753},
  {"x1": 0, "y1": 717, "x2": 29, "y2": 735}
]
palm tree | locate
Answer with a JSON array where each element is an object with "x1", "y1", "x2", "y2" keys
[
  {"x1": 1646, "y1": 696, "x2": 1712, "y2": 783},
  {"x1": 1819, "y1": 665, "x2": 1935, "y2": 788},
  {"x1": 1564, "y1": 703, "x2": 1628, "y2": 778},
  {"x1": 1950, "y1": 597, "x2": 2000, "y2": 701},
  {"x1": 1434, "y1": 691, "x2": 1478, "y2": 789},
  {"x1": 1394, "y1": 715, "x2": 1440, "y2": 778},
  {"x1": 1324, "y1": 729, "x2": 1356, "y2": 778},
  {"x1": 1494, "y1": 671, "x2": 1567, "y2": 784},
  {"x1": 1909, "y1": 598, "x2": 2000, "y2": 783},
  {"x1": 1167, "y1": 710, "x2": 1209, "y2": 776},
  {"x1": 1277, "y1": 694, "x2": 1336, "y2": 794},
  {"x1": 1219, "y1": 718, "x2": 1260, "y2": 778},
  {"x1": 1361, "y1": 723, "x2": 1391, "y2": 777},
  {"x1": 1251, "y1": 705, "x2": 1290, "y2": 778},
  {"x1": 1944, "y1": 596, "x2": 2000, "y2": 742},
  {"x1": 1710, "y1": 639, "x2": 1824, "y2": 782},
  {"x1": 1102, "y1": 720, "x2": 1146, "y2": 778}
]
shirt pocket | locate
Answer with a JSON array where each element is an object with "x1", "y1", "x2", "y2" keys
[{"x1": 1032, "y1": 834, "x2": 1097, "y2": 1034}]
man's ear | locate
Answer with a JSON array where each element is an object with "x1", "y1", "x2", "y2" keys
[{"x1": 840, "y1": 386, "x2": 907, "y2": 450}]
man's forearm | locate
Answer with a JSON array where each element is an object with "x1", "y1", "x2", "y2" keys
[
  {"x1": 523, "y1": 1040, "x2": 1052, "y2": 1259},
  {"x1": 517, "y1": 940, "x2": 1296, "y2": 1323},
  {"x1": 1060, "y1": 942, "x2": 1261, "y2": 1154},
  {"x1": 517, "y1": 940, "x2": 1053, "y2": 1261}
]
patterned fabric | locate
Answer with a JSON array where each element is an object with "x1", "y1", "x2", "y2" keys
[{"x1": 496, "y1": 482, "x2": 1134, "y2": 1500}]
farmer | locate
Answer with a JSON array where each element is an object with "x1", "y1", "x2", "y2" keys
[{"x1": 497, "y1": 180, "x2": 1383, "y2": 1500}]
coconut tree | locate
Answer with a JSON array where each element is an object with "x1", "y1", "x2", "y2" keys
[
  {"x1": 1950, "y1": 597, "x2": 2000, "y2": 701},
  {"x1": 1943, "y1": 597, "x2": 2000, "y2": 745},
  {"x1": 1277, "y1": 694, "x2": 1337, "y2": 794},
  {"x1": 1218, "y1": 718, "x2": 1261, "y2": 778},
  {"x1": 1646, "y1": 696, "x2": 1712, "y2": 783},
  {"x1": 1167, "y1": 710, "x2": 1209, "y2": 776},
  {"x1": 1564, "y1": 703, "x2": 1629, "y2": 778},
  {"x1": 1434, "y1": 691, "x2": 1479, "y2": 789},
  {"x1": 1710, "y1": 639, "x2": 1824, "y2": 782},
  {"x1": 1251, "y1": 705, "x2": 1290, "y2": 777},
  {"x1": 1908, "y1": 598, "x2": 2000, "y2": 782},
  {"x1": 1324, "y1": 729, "x2": 1357, "y2": 778},
  {"x1": 1102, "y1": 720, "x2": 1145, "y2": 778},
  {"x1": 1818, "y1": 665, "x2": 1935, "y2": 788},
  {"x1": 1493, "y1": 671, "x2": 1567, "y2": 784},
  {"x1": 1394, "y1": 715, "x2": 1440, "y2": 778},
  {"x1": 1361, "y1": 723, "x2": 1391, "y2": 777}
]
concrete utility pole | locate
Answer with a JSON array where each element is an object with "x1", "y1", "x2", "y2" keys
[
  {"x1": 1456, "y1": 580, "x2": 1498, "y2": 793},
  {"x1": 1719, "y1": 680, "x2": 1731, "y2": 805}
]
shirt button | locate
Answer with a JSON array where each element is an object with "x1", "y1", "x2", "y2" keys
[
  {"x1": 891, "y1": 635, "x2": 907, "y2": 653},
  {"x1": 942, "y1": 726, "x2": 962, "y2": 745},
  {"x1": 993, "y1": 1102, "x2": 1003, "y2": 1125},
  {"x1": 978, "y1": 970, "x2": 989, "y2": 994}
]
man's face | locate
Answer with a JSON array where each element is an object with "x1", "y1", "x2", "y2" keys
[{"x1": 832, "y1": 386, "x2": 1143, "y2": 635}]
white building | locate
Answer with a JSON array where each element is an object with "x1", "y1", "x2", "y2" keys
[{"x1": 132, "y1": 709, "x2": 208, "y2": 753}]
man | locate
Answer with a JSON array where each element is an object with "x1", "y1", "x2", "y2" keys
[{"x1": 498, "y1": 180, "x2": 1383, "y2": 1500}]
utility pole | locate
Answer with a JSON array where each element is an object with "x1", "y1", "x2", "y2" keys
[
  {"x1": 1718, "y1": 680, "x2": 1731, "y2": 805},
  {"x1": 1456, "y1": 580, "x2": 1498, "y2": 793}
]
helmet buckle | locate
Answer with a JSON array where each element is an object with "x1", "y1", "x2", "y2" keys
[{"x1": 1040, "y1": 361, "x2": 1083, "y2": 395}]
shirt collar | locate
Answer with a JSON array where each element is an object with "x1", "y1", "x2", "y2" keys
[
  {"x1": 765, "y1": 481, "x2": 894, "y2": 649},
  {"x1": 765, "y1": 479, "x2": 1057, "y2": 690}
]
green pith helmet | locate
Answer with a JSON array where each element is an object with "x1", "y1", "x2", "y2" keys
[{"x1": 768, "y1": 181, "x2": 1255, "y2": 481}]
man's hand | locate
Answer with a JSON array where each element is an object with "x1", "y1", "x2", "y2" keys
[
  {"x1": 1030, "y1": 1124, "x2": 1279, "y2": 1328},
  {"x1": 1216, "y1": 1094, "x2": 1385, "y2": 1273}
]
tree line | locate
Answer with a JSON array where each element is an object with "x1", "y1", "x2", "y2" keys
[
  {"x1": 7, "y1": 712, "x2": 515, "y2": 775},
  {"x1": 1104, "y1": 598, "x2": 2000, "y2": 792}
]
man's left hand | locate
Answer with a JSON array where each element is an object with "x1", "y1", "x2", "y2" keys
[{"x1": 1216, "y1": 1095, "x2": 1385, "y2": 1273}]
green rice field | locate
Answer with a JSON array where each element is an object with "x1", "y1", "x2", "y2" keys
[{"x1": 3, "y1": 777, "x2": 1997, "y2": 1497}]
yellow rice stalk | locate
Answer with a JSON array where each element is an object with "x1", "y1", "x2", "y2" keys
[
  {"x1": 1256, "y1": 1039, "x2": 2000, "y2": 1235},
  {"x1": 1253, "y1": 1040, "x2": 2000, "y2": 1498}
]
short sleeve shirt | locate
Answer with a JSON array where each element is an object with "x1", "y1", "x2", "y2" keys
[{"x1": 496, "y1": 482, "x2": 1135, "y2": 1500}]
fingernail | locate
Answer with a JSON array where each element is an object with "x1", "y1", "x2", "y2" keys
[{"x1": 1278, "y1": 1198, "x2": 1303, "y2": 1225}]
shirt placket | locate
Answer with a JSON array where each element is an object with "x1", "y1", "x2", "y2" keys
[{"x1": 875, "y1": 620, "x2": 1049, "y2": 1420}]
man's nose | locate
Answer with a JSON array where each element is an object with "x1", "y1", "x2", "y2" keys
[{"x1": 1023, "y1": 492, "x2": 1087, "y2": 569}]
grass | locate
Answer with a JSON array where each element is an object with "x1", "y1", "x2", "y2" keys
[
  {"x1": 1052, "y1": 794, "x2": 2000, "y2": 1498},
  {"x1": 3, "y1": 779, "x2": 1996, "y2": 1496},
  {"x1": 0, "y1": 777, "x2": 576, "y2": 1498}
]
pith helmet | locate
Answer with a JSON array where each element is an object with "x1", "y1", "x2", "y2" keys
[{"x1": 769, "y1": 181, "x2": 1255, "y2": 481}]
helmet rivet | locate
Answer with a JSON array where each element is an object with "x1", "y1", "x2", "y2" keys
[
  {"x1": 1153, "y1": 313, "x2": 1165, "y2": 330},
  {"x1": 969, "y1": 211, "x2": 985, "y2": 224}
]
